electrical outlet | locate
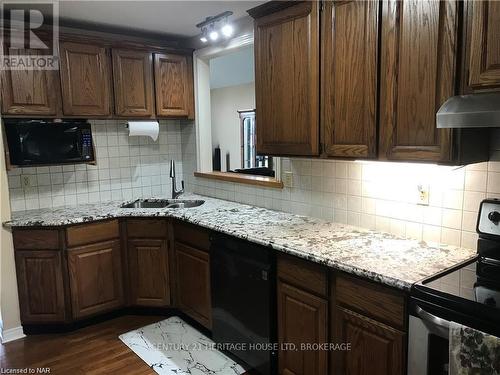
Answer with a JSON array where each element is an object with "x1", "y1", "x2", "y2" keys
[
  {"x1": 283, "y1": 171, "x2": 293, "y2": 188},
  {"x1": 417, "y1": 184, "x2": 429, "y2": 206},
  {"x1": 22, "y1": 176, "x2": 31, "y2": 188}
]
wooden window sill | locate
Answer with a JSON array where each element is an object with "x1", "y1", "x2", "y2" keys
[{"x1": 194, "y1": 171, "x2": 283, "y2": 189}]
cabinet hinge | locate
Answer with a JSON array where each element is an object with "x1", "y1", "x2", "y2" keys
[{"x1": 320, "y1": 1, "x2": 324, "y2": 12}]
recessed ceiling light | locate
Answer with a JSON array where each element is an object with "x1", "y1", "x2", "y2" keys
[
  {"x1": 221, "y1": 24, "x2": 233, "y2": 37},
  {"x1": 209, "y1": 30, "x2": 219, "y2": 41},
  {"x1": 200, "y1": 36, "x2": 208, "y2": 43}
]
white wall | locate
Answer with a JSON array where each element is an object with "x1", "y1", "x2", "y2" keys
[
  {"x1": 0, "y1": 116, "x2": 22, "y2": 341},
  {"x1": 210, "y1": 45, "x2": 254, "y2": 89},
  {"x1": 210, "y1": 82, "x2": 255, "y2": 171}
]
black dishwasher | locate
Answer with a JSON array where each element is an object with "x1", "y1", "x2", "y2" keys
[{"x1": 210, "y1": 234, "x2": 277, "y2": 375}]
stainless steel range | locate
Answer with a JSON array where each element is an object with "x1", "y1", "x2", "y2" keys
[{"x1": 408, "y1": 198, "x2": 500, "y2": 375}]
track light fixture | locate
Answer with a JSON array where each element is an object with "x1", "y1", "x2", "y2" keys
[{"x1": 196, "y1": 11, "x2": 234, "y2": 44}]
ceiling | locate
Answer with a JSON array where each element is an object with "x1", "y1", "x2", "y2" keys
[{"x1": 57, "y1": 1, "x2": 265, "y2": 39}]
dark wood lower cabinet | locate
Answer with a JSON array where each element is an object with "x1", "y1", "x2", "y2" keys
[
  {"x1": 128, "y1": 238, "x2": 170, "y2": 306},
  {"x1": 15, "y1": 250, "x2": 66, "y2": 323},
  {"x1": 277, "y1": 280, "x2": 328, "y2": 375},
  {"x1": 12, "y1": 223, "x2": 408, "y2": 375},
  {"x1": 332, "y1": 307, "x2": 405, "y2": 375},
  {"x1": 68, "y1": 240, "x2": 124, "y2": 319},
  {"x1": 174, "y1": 242, "x2": 211, "y2": 329}
]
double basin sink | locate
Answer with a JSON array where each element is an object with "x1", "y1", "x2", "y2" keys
[{"x1": 121, "y1": 199, "x2": 205, "y2": 209}]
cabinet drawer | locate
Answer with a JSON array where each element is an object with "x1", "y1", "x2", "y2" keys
[
  {"x1": 173, "y1": 221, "x2": 210, "y2": 251},
  {"x1": 126, "y1": 219, "x2": 167, "y2": 238},
  {"x1": 66, "y1": 220, "x2": 119, "y2": 247},
  {"x1": 13, "y1": 229, "x2": 60, "y2": 250},
  {"x1": 278, "y1": 254, "x2": 328, "y2": 297},
  {"x1": 335, "y1": 274, "x2": 406, "y2": 329}
]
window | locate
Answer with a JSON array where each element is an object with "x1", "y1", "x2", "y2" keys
[{"x1": 238, "y1": 110, "x2": 273, "y2": 176}]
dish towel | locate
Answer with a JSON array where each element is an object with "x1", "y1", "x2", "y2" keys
[{"x1": 449, "y1": 321, "x2": 500, "y2": 375}]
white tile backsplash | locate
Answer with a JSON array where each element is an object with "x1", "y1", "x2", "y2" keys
[
  {"x1": 180, "y1": 122, "x2": 500, "y2": 250},
  {"x1": 8, "y1": 119, "x2": 185, "y2": 211},
  {"x1": 6, "y1": 119, "x2": 500, "y2": 251}
]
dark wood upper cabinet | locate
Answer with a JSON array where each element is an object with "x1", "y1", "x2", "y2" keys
[
  {"x1": 1, "y1": 48, "x2": 60, "y2": 116},
  {"x1": 332, "y1": 307, "x2": 405, "y2": 375},
  {"x1": 154, "y1": 53, "x2": 193, "y2": 118},
  {"x1": 128, "y1": 239, "x2": 170, "y2": 307},
  {"x1": 321, "y1": 0, "x2": 379, "y2": 158},
  {"x1": 68, "y1": 240, "x2": 124, "y2": 319},
  {"x1": 379, "y1": 0, "x2": 459, "y2": 162},
  {"x1": 250, "y1": 2, "x2": 320, "y2": 156},
  {"x1": 112, "y1": 49, "x2": 155, "y2": 117},
  {"x1": 466, "y1": 0, "x2": 500, "y2": 90},
  {"x1": 59, "y1": 41, "x2": 112, "y2": 116}
]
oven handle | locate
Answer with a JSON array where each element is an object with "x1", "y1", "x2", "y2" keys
[{"x1": 415, "y1": 305, "x2": 450, "y2": 330}]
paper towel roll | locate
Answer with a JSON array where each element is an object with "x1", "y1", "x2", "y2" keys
[{"x1": 128, "y1": 121, "x2": 159, "y2": 141}]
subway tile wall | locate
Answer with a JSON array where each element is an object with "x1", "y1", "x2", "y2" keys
[
  {"x1": 182, "y1": 123, "x2": 498, "y2": 250},
  {"x1": 7, "y1": 119, "x2": 185, "y2": 211}
]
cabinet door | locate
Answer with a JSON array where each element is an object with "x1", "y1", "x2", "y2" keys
[
  {"x1": 128, "y1": 239, "x2": 170, "y2": 306},
  {"x1": 112, "y1": 49, "x2": 155, "y2": 117},
  {"x1": 15, "y1": 250, "x2": 66, "y2": 323},
  {"x1": 379, "y1": 0, "x2": 458, "y2": 162},
  {"x1": 332, "y1": 307, "x2": 405, "y2": 375},
  {"x1": 175, "y1": 242, "x2": 211, "y2": 329},
  {"x1": 467, "y1": 0, "x2": 500, "y2": 90},
  {"x1": 68, "y1": 240, "x2": 123, "y2": 318},
  {"x1": 154, "y1": 53, "x2": 192, "y2": 117},
  {"x1": 253, "y1": 2, "x2": 319, "y2": 156},
  {"x1": 59, "y1": 42, "x2": 112, "y2": 116},
  {"x1": 321, "y1": 0, "x2": 379, "y2": 158},
  {"x1": 277, "y1": 281, "x2": 327, "y2": 375},
  {"x1": 1, "y1": 48, "x2": 60, "y2": 116}
]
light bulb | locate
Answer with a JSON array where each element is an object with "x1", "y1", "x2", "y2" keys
[
  {"x1": 221, "y1": 24, "x2": 233, "y2": 37},
  {"x1": 209, "y1": 30, "x2": 219, "y2": 41},
  {"x1": 200, "y1": 36, "x2": 208, "y2": 43}
]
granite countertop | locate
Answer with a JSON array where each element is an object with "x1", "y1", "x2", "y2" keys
[{"x1": 3, "y1": 194, "x2": 477, "y2": 291}]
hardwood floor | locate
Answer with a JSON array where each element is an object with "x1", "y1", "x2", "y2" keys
[{"x1": 0, "y1": 315, "x2": 160, "y2": 374}]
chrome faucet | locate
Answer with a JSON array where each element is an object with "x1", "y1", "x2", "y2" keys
[{"x1": 169, "y1": 160, "x2": 184, "y2": 199}]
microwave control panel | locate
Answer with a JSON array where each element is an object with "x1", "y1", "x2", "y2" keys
[{"x1": 81, "y1": 130, "x2": 93, "y2": 159}]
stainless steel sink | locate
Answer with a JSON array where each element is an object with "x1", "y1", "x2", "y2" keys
[
  {"x1": 166, "y1": 200, "x2": 205, "y2": 209},
  {"x1": 121, "y1": 199, "x2": 170, "y2": 208},
  {"x1": 121, "y1": 199, "x2": 205, "y2": 209}
]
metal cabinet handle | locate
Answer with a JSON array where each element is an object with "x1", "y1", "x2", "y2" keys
[{"x1": 415, "y1": 305, "x2": 450, "y2": 330}]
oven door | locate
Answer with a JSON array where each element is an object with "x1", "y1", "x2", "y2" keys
[{"x1": 408, "y1": 302, "x2": 450, "y2": 375}]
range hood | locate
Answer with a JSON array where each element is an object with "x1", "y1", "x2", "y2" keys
[{"x1": 436, "y1": 92, "x2": 500, "y2": 128}]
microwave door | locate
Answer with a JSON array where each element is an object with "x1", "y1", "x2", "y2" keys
[{"x1": 20, "y1": 124, "x2": 83, "y2": 164}]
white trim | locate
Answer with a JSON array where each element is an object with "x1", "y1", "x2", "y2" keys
[
  {"x1": 1, "y1": 325, "x2": 25, "y2": 343},
  {"x1": 193, "y1": 31, "x2": 254, "y2": 173},
  {"x1": 192, "y1": 30, "x2": 281, "y2": 182}
]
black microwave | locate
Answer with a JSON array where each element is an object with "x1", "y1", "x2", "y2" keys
[{"x1": 4, "y1": 119, "x2": 95, "y2": 166}]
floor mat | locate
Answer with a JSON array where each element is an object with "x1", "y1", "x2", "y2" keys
[{"x1": 119, "y1": 316, "x2": 246, "y2": 375}]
